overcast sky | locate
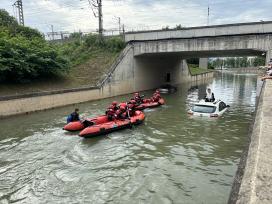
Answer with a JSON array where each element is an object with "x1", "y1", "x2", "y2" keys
[{"x1": 1, "y1": 0, "x2": 272, "y2": 34}]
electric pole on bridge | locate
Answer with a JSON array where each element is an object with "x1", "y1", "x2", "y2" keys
[{"x1": 13, "y1": 0, "x2": 24, "y2": 26}]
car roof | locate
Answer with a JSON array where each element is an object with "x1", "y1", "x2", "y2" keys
[{"x1": 194, "y1": 99, "x2": 222, "y2": 107}]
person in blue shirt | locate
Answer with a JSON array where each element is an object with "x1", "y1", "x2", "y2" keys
[{"x1": 67, "y1": 108, "x2": 80, "y2": 123}]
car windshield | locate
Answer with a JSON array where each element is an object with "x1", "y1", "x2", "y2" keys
[{"x1": 192, "y1": 105, "x2": 216, "y2": 113}]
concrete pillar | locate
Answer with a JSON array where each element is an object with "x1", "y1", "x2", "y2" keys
[
  {"x1": 199, "y1": 58, "x2": 208, "y2": 69},
  {"x1": 266, "y1": 49, "x2": 272, "y2": 65}
]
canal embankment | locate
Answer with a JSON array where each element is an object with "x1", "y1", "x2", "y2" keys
[
  {"x1": 0, "y1": 40, "x2": 214, "y2": 118},
  {"x1": 229, "y1": 79, "x2": 272, "y2": 204},
  {"x1": 0, "y1": 69, "x2": 214, "y2": 118}
]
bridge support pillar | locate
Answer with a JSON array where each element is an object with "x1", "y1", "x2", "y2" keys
[
  {"x1": 199, "y1": 58, "x2": 208, "y2": 69},
  {"x1": 266, "y1": 49, "x2": 272, "y2": 65}
]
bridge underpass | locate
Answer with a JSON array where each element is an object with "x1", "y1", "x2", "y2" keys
[
  {"x1": 131, "y1": 48, "x2": 264, "y2": 90},
  {"x1": 107, "y1": 21, "x2": 272, "y2": 94}
]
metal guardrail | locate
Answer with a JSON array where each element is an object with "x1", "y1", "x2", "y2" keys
[{"x1": 96, "y1": 42, "x2": 133, "y2": 87}]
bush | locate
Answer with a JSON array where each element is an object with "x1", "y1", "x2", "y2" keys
[
  {"x1": 0, "y1": 30, "x2": 69, "y2": 82},
  {"x1": 104, "y1": 37, "x2": 125, "y2": 52},
  {"x1": 84, "y1": 34, "x2": 125, "y2": 52},
  {"x1": 0, "y1": 9, "x2": 70, "y2": 82}
]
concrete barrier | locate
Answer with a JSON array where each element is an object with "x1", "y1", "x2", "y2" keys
[{"x1": 229, "y1": 80, "x2": 272, "y2": 204}]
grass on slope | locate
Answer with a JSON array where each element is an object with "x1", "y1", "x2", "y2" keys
[
  {"x1": 0, "y1": 35, "x2": 124, "y2": 97},
  {"x1": 188, "y1": 64, "x2": 213, "y2": 75}
]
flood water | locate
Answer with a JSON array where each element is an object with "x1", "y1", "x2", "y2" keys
[{"x1": 0, "y1": 72, "x2": 259, "y2": 204}]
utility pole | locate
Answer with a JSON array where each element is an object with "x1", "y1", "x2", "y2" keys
[
  {"x1": 88, "y1": 0, "x2": 103, "y2": 38},
  {"x1": 122, "y1": 24, "x2": 125, "y2": 40},
  {"x1": 118, "y1": 17, "x2": 121, "y2": 35},
  {"x1": 114, "y1": 16, "x2": 121, "y2": 35},
  {"x1": 51, "y1": 25, "x2": 54, "y2": 41},
  {"x1": 98, "y1": 0, "x2": 103, "y2": 38},
  {"x1": 13, "y1": 0, "x2": 24, "y2": 26},
  {"x1": 122, "y1": 24, "x2": 125, "y2": 35},
  {"x1": 207, "y1": 5, "x2": 210, "y2": 26},
  {"x1": 207, "y1": 0, "x2": 211, "y2": 26}
]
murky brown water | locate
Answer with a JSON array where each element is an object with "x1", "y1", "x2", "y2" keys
[{"x1": 0, "y1": 72, "x2": 259, "y2": 203}]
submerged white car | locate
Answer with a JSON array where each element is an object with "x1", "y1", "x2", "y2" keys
[{"x1": 188, "y1": 99, "x2": 229, "y2": 117}]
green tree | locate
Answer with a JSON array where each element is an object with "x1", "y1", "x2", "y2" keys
[
  {"x1": 0, "y1": 9, "x2": 17, "y2": 27},
  {"x1": 175, "y1": 24, "x2": 184, "y2": 30},
  {"x1": 162, "y1": 26, "x2": 170, "y2": 30},
  {"x1": 253, "y1": 56, "x2": 265, "y2": 66},
  {"x1": 0, "y1": 10, "x2": 69, "y2": 82}
]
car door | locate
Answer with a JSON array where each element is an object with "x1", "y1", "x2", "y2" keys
[{"x1": 219, "y1": 102, "x2": 227, "y2": 114}]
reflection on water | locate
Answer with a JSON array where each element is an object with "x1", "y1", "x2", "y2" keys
[{"x1": 0, "y1": 72, "x2": 258, "y2": 204}]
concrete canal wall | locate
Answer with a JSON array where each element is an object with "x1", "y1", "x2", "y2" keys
[
  {"x1": 0, "y1": 44, "x2": 213, "y2": 117},
  {"x1": 229, "y1": 80, "x2": 272, "y2": 204}
]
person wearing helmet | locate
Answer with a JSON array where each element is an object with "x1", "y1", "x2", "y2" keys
[
  {"x1": 128, "y1": 100, "x2": 137, "y2": 116},
  {"x1": 152, "y1": 91, "x2": 162, "y2": 102},
  {"x1": 105, "y1": 105, "x2": 117, "y2": 121},
  {"x1": 106, "y1": 108, "x2": 116, "y2": 121},
  {"x1": 132, "y1": 92, "x2": 144, "y2": 105},
  {"x1": 116, "y1": 105, "x2": 128, "y2": 119},
  {"x1": 111, "y1": 101, "x2": 119, "y2": 111}
]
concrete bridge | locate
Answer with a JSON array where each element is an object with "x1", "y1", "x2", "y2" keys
[
  {"x1": 125, "y1": 21, "x2": 272, "y2": 64},
  {"x1": 102, "y1": 21, "x2": 272, "y2": 93}
]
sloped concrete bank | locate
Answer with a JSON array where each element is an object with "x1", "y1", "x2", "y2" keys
[
  {"x1": 229, "y1": 80, "x2": 272, "y2": 204},
  {"x1": 0, "y1": 43, "x2": 213, "y2": 117}
]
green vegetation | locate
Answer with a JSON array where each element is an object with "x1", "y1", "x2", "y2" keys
[
  {"x1": 209, "y1": 56, "x2": 265, "y2": 69},
  {"x1": 188, "y1": 64, "x2": 213, "y2": 75},
  {"x1": 0, "y1": 9, "x2": 125, "y2": 96},
  {"x1": 162, "y1": 24, "x2": 185, "y2": 30},
  {"x1": 175, "y1": 24, "x2": 184, "y2": 30},
  {"x1": 0, "y1": 9, "x2": 69, "y2": 83},
  {"x1": 57, "y1": 34, "x2": 125, "y2": 67},
  {"x1": 54, "y1": 34, "x2": 125, "y2": 88}
]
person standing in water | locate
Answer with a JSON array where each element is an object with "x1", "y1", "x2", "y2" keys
[{"x1": 205, "y1": 88, "x2": 215, "y2": 102}]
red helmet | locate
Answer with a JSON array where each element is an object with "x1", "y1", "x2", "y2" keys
[
  {"x1": 112, "y1": 101, "x2": 118, "y2": 106},
  {"x1": 120, "y1": 106, "x2": 126, "y2": 110}
]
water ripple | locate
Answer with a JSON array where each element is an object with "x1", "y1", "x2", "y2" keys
[{"x1": 0, "y1": 73, "x2": 258, "y2": 204}]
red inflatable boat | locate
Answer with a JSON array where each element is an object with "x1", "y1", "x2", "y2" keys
[
  {"x1": 136, "y1": 98, "x2": 165, "y2": 110},
  {"x1": 63, "y1": 115, "x2": 108, "y2": 132},
  {"x1": 79, "y1": 111, "x2": 145, "y2": 138}
]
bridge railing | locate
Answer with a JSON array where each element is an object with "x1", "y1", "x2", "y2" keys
[
  {"x1": 96, "y1": 43, "x2": 133, "y2": 88},
  {"x1": 125, "y1": 21, "x2": 272, "y2": 42}
]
